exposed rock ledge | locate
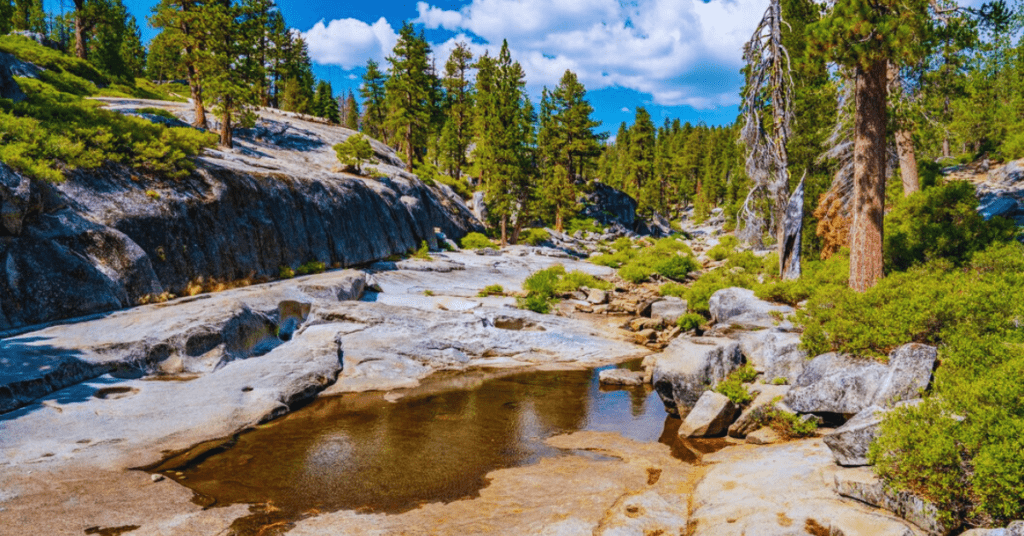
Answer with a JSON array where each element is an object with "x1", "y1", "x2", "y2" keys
[{"x1": 0, "y1": 100, "x2": 483, "y2": 332}]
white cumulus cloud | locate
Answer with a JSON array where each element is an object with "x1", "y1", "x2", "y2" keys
[
  {"x1": 301, "y1": 0, "x2": 768, "y2": 108},
  {"x1": 412, "y1": 0, "x2": 765, "y2": 107},
  {"x1": 302, "y1": 17, "x2": 399, "y2": 70}
]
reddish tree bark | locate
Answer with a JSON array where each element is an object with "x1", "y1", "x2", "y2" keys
[{"x1": 849, "y1": 59, "x2": 888, "y2": 292}]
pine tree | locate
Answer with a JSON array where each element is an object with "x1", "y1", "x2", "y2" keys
[
  {"x1": 312, "y1": 80, "x2": 340, "y2": 122},
  {"x1": 196, "y1": 0, "x2": 262, "y2": 148},
  {"x1": 89, "y1": 0, "x2": 143, "y2": 81},
  {"x1": 277, "y1": 33, "x2": 315, "y2": 114},
  {"x1": 343, "y1": 90, "x2": 359, "y2": 130},
  {"x1": 151, "y1": 0, "x2": 209, "y2": 128},
  {"x1": 0, "y1": 0, "x2": 13, "y2": 35},
  {"x1": 360, "y1": 58, "x2": 388, "y2": 143},
  {"x1": 385, "y1": 22, "x2": 432, "y2": 171},
  {"x1": 811, "y1": 0, "x2": 933, "y2": 290},
  {"x1": 438, "y1": 42, "x2": 473, "y2": 183},
  {"x1": 146, "y1": 29, "x2": 187, "y2": 80},
  {"x1": 11, "y1": 0, "x2": 45, "y2": 34},
  {"x1": 473, "y1": 42, "x2": 534, "y2": 245},
  {"x1": 537, "y1": 69, "x2": 602, "y2": 231},
  {"x1": 626, "y1": 107, "x2": 656, "y2": 214}
]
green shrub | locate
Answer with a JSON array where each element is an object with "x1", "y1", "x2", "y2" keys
[
  {"x1": 732, "y1": 363, "x2": 759, "y2": 383},
  {"x1": 660, "y1": 282, "x2": 687, "y2": 298},
  {"x1": 655, "y1": 255, "x2": 700, "y2": 281},
  {"x1": 518, "y1": 265, "x2": 611, "y2": 313},
  {"x1": 519, "y1": 228, "x2": 550, "y2": 246},
  {"x1": 706, "y1": 235, "x2": 740, "y2": 261},
  {"x1": 770, "y1": 377, "x2": 787, "y2": 385},
  {"x1": 884, "y1": 180, "x2": 1016, "y2": 272},
  {"x1": 135, "y1": 107, "x2": 178, "y2": 121},
  {"x1": 618, "y1": 263, "x2": 653, "y2": 284},
  {"x1": 0, "y1": 35, "x2": 107, "y2": 85},
  {"x1": 279, "y1": 266, "x2": 295, "y2": 279},
  {"x1": 800, "y1": 244, "x2": 1022, "y2": 360},
  {"x1": 1000, "y1": 131, "x2": 1024, "y2": 160},
  {"x1": 0, "y1": 51, "x2": 215, "y2": 182},
  {"x1": 412, "y1": 241, "x2": 432, "y2": 260},
  {"x1": 755, "y1": 249, "x2": 849, "y2": 306},
  {"x1": 788, "y1": 242, "x2": 1024, "y2": 526},
  {"x1": 590, "y1": 250, "x2": 630, "y2": 268},
  {"x1": 296, "y1": 260, "x2": 326, "y2": 275},
  {"x1": 611, "y1": 237, "x2": 634, "y2": 252},
  {"x1": 517, "y1": 292, "x2": 553, "y2": 314},
  {"x1": 555, "y1": 270, "x2": 612, "y2": 293},
  {"x1": 676, "y1": 313, "x2": 705, "y2": 332},
  {"x1": 565, "y1": 217, "x2": 604, "y2": 235},
  {"x1": 716, "y1": 377, "x2": 753, "y2": 405},
  {"x1": 334, "y1": 133, "x2": 374, "y2": 174},
  {"x1": 461, "y1": 232, "x2": 494, "y2": 249},
  {"x1": 478, "y1": 284, "x2": 504, "y2": 297}
]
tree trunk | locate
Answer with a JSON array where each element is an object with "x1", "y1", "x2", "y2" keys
[
  {"x1": 895, "y1": 129, "x2": 919, "y2": 196},
  {"x1": 73, "y1": 0, "x2": 87, "y2": 59},
  {"x1": 554, "y1": 207, "x2": 563, "y2": 233},
  {"x1": 220, "y1": 99, "x2": 232, "y2": 148},
  {"x1": 780, "y1": 177, "x2": 804, "y2": 280},
  {"x1": 500, "y1": 215, "x2": 508, "y2": 246},
  {"x1": 849, "y1": 59, "x2": 888, "y2": 292},
  {"x1": 405, "y1": 123, "x2": 414, "y2": 172}
]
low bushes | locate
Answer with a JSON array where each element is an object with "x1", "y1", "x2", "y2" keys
[
  {"x1": 517, "y1": 264, "x2": 611, "y2": 313},
  {"x1": 591, "y1": 237, "x2": 698, "y2": 284},
  {"x1": 461, "y1": 232, "x2": 495, "y2": 249},
  {"x1": 795, "y1": 241, "x2": 1024, "y2": 526},
  {"x1": 519, "y1": 228, "x2": 550, "y2": 246},
  {"x1": 0, "y1": 36, "x2": 215, "y2": 182}
]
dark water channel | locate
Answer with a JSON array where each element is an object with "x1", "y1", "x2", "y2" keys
[{"x1": 155, "y1": 361, "x2": 726, "y2": 531}]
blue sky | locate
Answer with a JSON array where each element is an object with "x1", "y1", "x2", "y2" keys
[{"x1": 113, "y1": 0, "x2": 772, "y2": 133}]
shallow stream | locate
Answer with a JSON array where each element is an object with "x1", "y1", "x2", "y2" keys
[{"x1": 154, "y1": 360, "x2": 725, "y2": 531}]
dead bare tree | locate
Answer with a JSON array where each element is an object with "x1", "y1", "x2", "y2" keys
[{"x1": 739, "y1": 0, "x2": 802, "y2": 279}]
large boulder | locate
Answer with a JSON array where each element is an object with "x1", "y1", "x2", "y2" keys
[
  {"x1": 650, "y1": 297, "x2": 688, "y2": 325},
  {"x1": 651, "y1": 337, "x2": 743, "y2": 416},
  {"x1": 783, "y1": 353, "x2": 888, "y2": 415},
  {"x1": 873, "y1": 344, "x2": 937, "y2": 407},
  {"x1": 0, "y1": 52, "x2": 27, "y2": 103},
  {"x1": 783, "y1": 344, "x2": 937, "y2": 416},
  {"x1": 580, "y1": 182, "x2": 637, "y2": 229},
  {"x1": 822, "y1": 405, "x2": 887, "y2": 466},
  {"x1": 738, "y1": 329, "x2": 807, "y2": 382},
  {"x1": 678, "y1": 391, "x2": 738, "y2": 438},
  {"x1": 708, "y1": 287, "x2": 794, "y2": 329},
  {"x1": 824, "y1": 399, "x2": 923, "y2": 467}
]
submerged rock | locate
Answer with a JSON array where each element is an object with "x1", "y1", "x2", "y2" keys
[{"x1": 599, "y1": 369, "x2": 645, "y2": 386}]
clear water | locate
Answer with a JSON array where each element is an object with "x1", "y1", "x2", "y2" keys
[{"x1": 154, "y1": 361, "x2": 726, "y2": 532}]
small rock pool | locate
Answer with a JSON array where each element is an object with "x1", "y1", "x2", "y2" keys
[{"x1": 152, "y1": 360, "x2": 725, "y2": 532}]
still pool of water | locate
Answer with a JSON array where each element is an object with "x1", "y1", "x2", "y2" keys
[{"x1": 155, "y1": 361, "x2": 725, "y2": 525}]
